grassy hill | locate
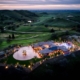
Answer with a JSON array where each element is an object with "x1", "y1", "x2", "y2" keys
[
  {"x1": 14, "y1": 10, "x2": 38, "y2": 20},
  {"x1": 33, "y1": 10, "x2": 80, "y2": 28},
  {"x1": 0, "y1": 10, "x2": 38, "y2": 26},
  {"x1": 41, "y1": 17, "x2": 76, "y2": 27}
]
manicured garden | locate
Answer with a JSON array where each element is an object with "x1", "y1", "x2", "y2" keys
[{"x1": 0, "y1": 54, "x2": 43, "y2": 67}]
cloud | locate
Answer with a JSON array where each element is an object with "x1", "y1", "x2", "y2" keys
[
  {"x1": 0, "y1": 0, "x2": 80, "y2": 4},
  {"x1": 0, "y1": 0, "x2": 80, "y2": 10},
  {"x1": 0, "y1": 4, "x2": 80, "y2": 10}
]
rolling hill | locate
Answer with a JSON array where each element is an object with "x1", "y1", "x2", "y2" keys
[{"x1": 0, "y1": 10, "x2": 38, "y2": 26}]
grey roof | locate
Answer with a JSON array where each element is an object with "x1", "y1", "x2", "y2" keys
[
  {"x1": 38, "y1": 42, "x2": 46, "y2": 46},
  {"x1": 33, "y1": 41, "x2": 54, "y2": 48},
  {"x1": 59, "y1": 42, "x2": 72, "y2": 49},
  {"x1": 58, "y1": 46, "x2": 68, "y2": 51},
  {"x1": 39, "y1": 48, "x2": 52, "y2": 54},
  {"x1": 41, "y1": 45, "x2": 46, "y2": 49},
  {"x1": 45, "y1": 41, "x2": 54, "y2": 45},
  {"x1": 32, "y1": 43, "x2": 40, "y2": 48},
  {"x1": 40, "y1": 46, "x2": 58, "y2": 54},
  {"x1": 49, "y1": 46, "x2": 58, "y2": 50},
  {"x1": 0, "y1": 51, "x2": 5, "y2": 56},
  {"x1": 49, "y1": 44, "x2": 56, "y2": 47}
]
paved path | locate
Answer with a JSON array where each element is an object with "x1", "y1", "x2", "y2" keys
[{"x1": 13, "y1": 46, "x2": 39, "y2": 60}]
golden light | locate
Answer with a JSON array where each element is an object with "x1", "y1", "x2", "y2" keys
[
  {"x1": 40, "y1": 61, "x2": 42, "y2": 64},
  {"x1": 30, "y1": 67, "x2": 33, "y2": 71},
  {"x1": 23, "y1": 64, "x2": 26, "y2": 67},
  {"x1": 43, "y1": 59, "x2": 45, "y2": 62},
  {"x1": 15, "y1": 65, "x2": 17, "y2": 68},
  {"x1": 17, "y1": 62, "x2": 19, "y2": 65},
  {"x1": 5, "y1": 65, "x2": 8, "y2": 69},
  {"x1": 57, "y1": 54, "x2": 58, "y2": 56},
  {"x1": 44, "y1": 45, "x2": 49, "y2": 48},
  {"x1": 28, "y1": 65, "x2": 31, "y2": 68},
  {"x1": 28, "y1": 65, "x2": 33, "y2": 70}
]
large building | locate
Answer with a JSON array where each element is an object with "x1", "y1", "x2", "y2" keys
[{"x1": 32, "y1": 41, "x2": 74, "y2": 58}]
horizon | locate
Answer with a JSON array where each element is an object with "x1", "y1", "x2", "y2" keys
[
  {"x1": 0, "y1": 9, "x2": 80, "y2": 11},
  {"x1": 0, "y1": 0, "x2": 80, "y2": 10}
]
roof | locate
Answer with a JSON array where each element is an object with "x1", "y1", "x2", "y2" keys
[
  {"x1": 32, "y1": 41, "x2": 54, "y2": 48},
  {"x1": 32, "y1": 43, "x2": 40, "y2": 48},
  {"x1": 58, "y1": 46, "x2": 68, "y2": 51},
  {"x1": 0, "y1": 51, "x2": 5, "y2": 56},
  {"x1": 40, "y1": 46, "x2": 58, "y2": 54},
  {"x1": 49, "y1": 46, "x2": 58, "y2": 50},
  {"x1": 59, "y1": 43, "x2": 72, "y2": 49},
  {"x1": 39, "y1": 48, "x2": 52, "y2": 54}
]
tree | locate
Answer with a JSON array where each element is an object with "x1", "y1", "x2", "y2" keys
[
  {"x1": 6, "y1": 35, "x2": 12, "y2": 43},
  {"x1": 50, "y1": 29, "x2": 55, "y2": 32},
  {"x1": 44, "y1": 25, "x2": 48, "y2": 27},
  {"x1": 0, "y1": 26, "x2": 4, "y2": 33},
  {"x1": 8, "y1": 35, "x2": 12, "y2": 39},
  {"x1": 0, "y1": 39, "x2": 3, "y2": 44},
  {"x1": 64, "y1": 31, "x2": 69, "y2": 35},
  {"x1": 76, "y1": 25, "x2": 80, "y2": 32},
  {"x1": 12, "y1": 33, "x2": 15, "y2": 39}
]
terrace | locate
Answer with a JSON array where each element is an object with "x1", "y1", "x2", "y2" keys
[{"x1": 0, "y1": 40, "x2": 78, "y2": 73}]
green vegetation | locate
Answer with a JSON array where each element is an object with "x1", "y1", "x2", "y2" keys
[
  {"x1": 41, "y1": 17, "x2": 76, "y2": 27},
  {"x1": 0, "y1": 10, "x2": 80, "y2": 72},
  {"x1": 16, "y1": 25, "x2": 50, "y2": 32},
  {"x1": 0, "y1": 10, "x2": 38, "y2": 23},
  {"x1": 0, "y1": 30, "x2": 80, "y2": 50},
  {"x1": 0, "y1": 33, "x2": 52, "y2": 50},
  {"x1": 0, "y1": 54, "x2": 42, "y2": 67}
]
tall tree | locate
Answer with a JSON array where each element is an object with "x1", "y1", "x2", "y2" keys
[{"x1": 12, "y1": 33, "x2": 15, "y2": 39}]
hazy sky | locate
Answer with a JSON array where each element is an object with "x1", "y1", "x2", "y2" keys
[{"x1": 0, "y1": 0, "x2": 80, "y2": 10}]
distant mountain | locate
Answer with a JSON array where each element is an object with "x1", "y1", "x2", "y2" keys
[
  {"x1": 0, "y1": 10, "x2": 38, "y2": 26},
  {"x1": 14, "y1": 10, "x2": 38, "y2": 18},
  {"x1": 30, "y1": 10, "x2": 80, "y2": 13}
]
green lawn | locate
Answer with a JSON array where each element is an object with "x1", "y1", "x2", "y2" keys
[
  {"x1": 0, "y1": 33, "x2": 52, "y2": 50},
  {"x1": 0, "y1": 54, "x2": 42, "y2": 67},
  {"x1": 16, "y1": 25, "x2": 50, "y2": 32}
]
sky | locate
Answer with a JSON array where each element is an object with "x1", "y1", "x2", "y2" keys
[{"x1": 0, "y1": 0, "x2": 80, "y2": 10}]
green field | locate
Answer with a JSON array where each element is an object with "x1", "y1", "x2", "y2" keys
[
  {"x1": 0, "y1": 32, "x2": 52, "y2": 50},
  {"x1": 16, "y1": 25, "x2": 50, "y2": 32},
  {"x1": 0, "y1": 10, "x2": 80, "y2": 69}
]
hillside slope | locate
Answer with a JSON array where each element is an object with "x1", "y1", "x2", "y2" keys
[
  {"x1": 29, "y1": 50, "x2": 80, "y2": 79},
  {"x1": 0, "y1": 10, "x2": 38, "y2": 26}
]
